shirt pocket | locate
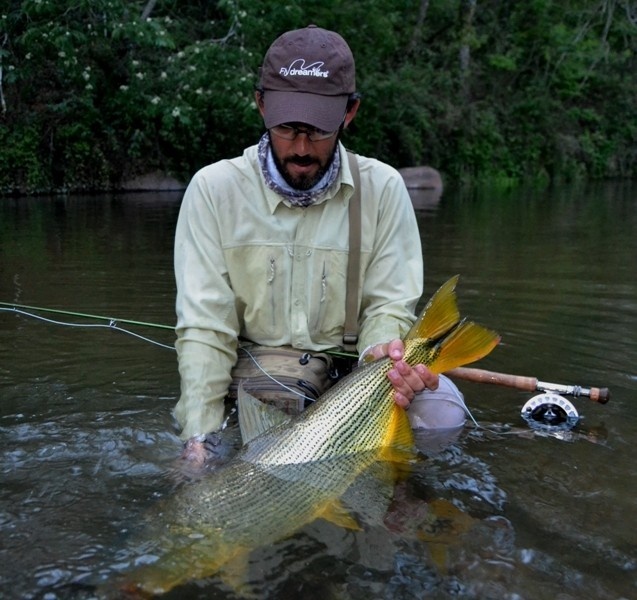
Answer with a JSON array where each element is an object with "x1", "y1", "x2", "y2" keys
[
  {"x1": 227, "y1": 245, "x2": 290, "y2": 341},
  {"x1": 308, "y1": 250, "x2": 348, "y2": 343}
]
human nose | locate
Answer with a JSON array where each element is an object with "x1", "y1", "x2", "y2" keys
[{"x1": 289, "y1": 132, "x2": 311, "y2": 154}]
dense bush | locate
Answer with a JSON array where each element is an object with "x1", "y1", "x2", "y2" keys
[{"x1": 0, "y1": 0, "x2": 635, "y2": 194}]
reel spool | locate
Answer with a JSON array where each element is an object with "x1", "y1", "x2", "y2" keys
[{"x1": 521, "y1": 392, "x2": 579, "y2": 430}]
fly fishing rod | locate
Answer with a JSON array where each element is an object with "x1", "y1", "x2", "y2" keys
[
  {"x1": 445, "y1": 366, "x2": 610, "y2": 404},
  {"x1": 0, "y1": 302, "x2": 175, "y2": 350}
]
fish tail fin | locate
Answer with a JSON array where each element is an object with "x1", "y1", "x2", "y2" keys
[
  {"x1": 407, "y1": 275, "x2": 500, "y2": 373},
  {"x1": 428, "y1": 320, "x2": 501, "y2": 374},
  {"x1": 406, "y1": 275, "x2": 461, "y2": 342}
]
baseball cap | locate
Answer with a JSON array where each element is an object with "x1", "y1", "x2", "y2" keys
[{"x1": 259, "y1": 25, "x2": 356, "y2": 132}]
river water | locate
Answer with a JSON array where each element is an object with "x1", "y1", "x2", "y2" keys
[{"x1": 0, "y1": 183, "x2": 635, "y2": 599}]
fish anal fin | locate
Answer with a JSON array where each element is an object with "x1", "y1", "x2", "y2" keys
[
  {"x1": 407, "y1": 275, "x2": 461, "y2": 342},
  {"x1": 428, "y1": 321, "x2": 500, "y2": 374},
  {"x1": 318, "y1": 499, "x2": 361, "y2": 531}
]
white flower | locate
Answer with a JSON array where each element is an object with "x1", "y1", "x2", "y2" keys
[
  {"x1": 172, "y1": 107, "x2": 181, "y2": 117},
  {"x1": 151, "y1": 96, "x2": 160, "y2": 105}
]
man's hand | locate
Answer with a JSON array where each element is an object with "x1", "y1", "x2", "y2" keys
[
  {"x1": 368, "y1": 339, "x2": 439, "y2": 409},
  {"x1": 180, "y1": 432, "x2": 234, "y2": 466},
  {"x1": 181, "y1": 436, "x2": 209, "y2": 465}
]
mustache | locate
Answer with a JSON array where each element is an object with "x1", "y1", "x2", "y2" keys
[{"x1": 285, "y1": 155, "x2": 319, "y2": 167}]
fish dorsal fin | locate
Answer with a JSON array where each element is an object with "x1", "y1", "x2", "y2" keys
[
  {"x1": 406, "y1": 275, "x2": 461, "y2": 342},
  {"x1": 318, "y1": 499, "x2": 361, "y2": 530},
  {"x1": 428, "y1": 320, "x2": 501, "y2": 374}
]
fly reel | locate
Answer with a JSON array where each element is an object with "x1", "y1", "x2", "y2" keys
[{"x1": 521, "y1": 392, "x2": 579, "y2": 430}]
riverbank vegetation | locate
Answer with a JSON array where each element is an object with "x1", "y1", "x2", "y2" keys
[{"x1": 1, "y1": 0, "x2": 635, "y2": 194}]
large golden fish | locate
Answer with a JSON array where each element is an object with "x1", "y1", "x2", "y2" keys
[{"x1": 107, "y1": 275, "x2": 499, "y2": 596}]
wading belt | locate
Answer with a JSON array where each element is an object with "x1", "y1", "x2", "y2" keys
[{"x1": 343, "y1": 151, "x2": 361, "y2": 353}]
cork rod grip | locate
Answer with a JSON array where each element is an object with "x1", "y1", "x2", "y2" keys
[{"x1": 445, "y1": 367, "x2": 611, "y2": 403}]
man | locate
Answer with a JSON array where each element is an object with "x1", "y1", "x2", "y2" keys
[{"x1": 174, "y1": 25, "x2": 463, "y2": 463}]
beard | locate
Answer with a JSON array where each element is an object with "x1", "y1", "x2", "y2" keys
[{"x1": 269, "y1": 136, "x2": 339, "y2": 191}]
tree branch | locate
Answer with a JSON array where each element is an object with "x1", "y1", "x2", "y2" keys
[
  {"x1": 0, "y1": 34, "x2": 7, "y2": 116},
  {"x1": 408, "y1": 0, "x2": 431, "y2": 55},
  {"x1": 140, "y1": 0, "x2": 158, "y2": 20}
]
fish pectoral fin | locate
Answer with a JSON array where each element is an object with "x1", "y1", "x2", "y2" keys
[
  {"x1": 318, "y1": 499, "x2": 361, "y2": 531},
  {"x1": 429, "y1": 321, "x2": 500, "y2": 374},
  {"x1": 380, "y1": 405, "x2": 415, "y2": 456},
  {"x1": 238, "y1": 382, "x2": 291, "y2": 444}
]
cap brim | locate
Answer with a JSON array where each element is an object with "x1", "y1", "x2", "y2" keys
[{"x1": 263, "y1": 91, "x2": 348, "y2": 132}]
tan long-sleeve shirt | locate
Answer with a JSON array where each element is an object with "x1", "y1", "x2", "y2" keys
[{"x1": 173, "y1": 142, "x2": 423, "y2": 439}]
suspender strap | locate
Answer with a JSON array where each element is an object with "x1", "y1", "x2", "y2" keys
[{"x1": 343, "y1": 151, "x2": 361, "y2": 352}]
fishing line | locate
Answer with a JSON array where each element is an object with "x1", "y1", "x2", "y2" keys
[
  {"x1": 2, "y1": 303, "x2": 312, "y2": 398},
  {"x1": 0, "y1": 307, "x2": 175, "y2": 351}
]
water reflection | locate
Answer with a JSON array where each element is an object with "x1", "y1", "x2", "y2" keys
[{"x1": 1, "y1": 183, "x2": 636, "y2": 598}]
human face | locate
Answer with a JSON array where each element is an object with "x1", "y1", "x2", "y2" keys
[
  {"x1": 268, "y1": 124, "x2": 339, "y2": 190},
  {"x1": 255, "y1": 92, "x2": 361, "y2": 190}
]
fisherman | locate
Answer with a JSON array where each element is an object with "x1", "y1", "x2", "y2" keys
[{"x1": 174, "y1": 25, "x2": 467, "y2": 463}]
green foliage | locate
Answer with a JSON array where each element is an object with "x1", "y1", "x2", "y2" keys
[{"x1": 0, "y1": 0, "x2": 635, "y2": 194}]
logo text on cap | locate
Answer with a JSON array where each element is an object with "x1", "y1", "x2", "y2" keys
[{"x1": 279, "y1": 59, "x2": 329, "y2": 78}]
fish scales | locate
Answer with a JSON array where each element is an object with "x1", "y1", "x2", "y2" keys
[{"x1": 244, "y1": 356, "x2": 397, "y2": 465}]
